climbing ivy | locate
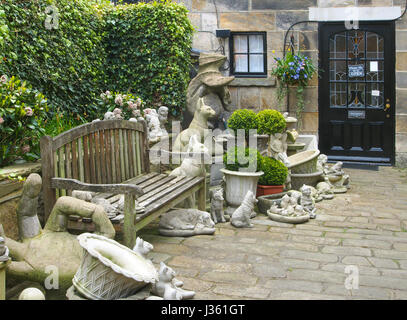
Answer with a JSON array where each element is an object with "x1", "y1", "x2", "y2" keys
[{"x1": 0, "y1": 0, "x2": 194, "y2": 120}]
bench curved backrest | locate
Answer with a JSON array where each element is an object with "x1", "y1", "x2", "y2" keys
[{"x1": 40, "y1": 120, "x2": 150, "y2": 220}]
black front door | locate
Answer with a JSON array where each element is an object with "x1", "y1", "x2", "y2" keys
[{"x1": 318, "y1": 22, "x2": 395, "y2": 165}]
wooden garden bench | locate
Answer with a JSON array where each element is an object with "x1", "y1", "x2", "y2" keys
[{"x1": 40, "y1": 120, "x2": 206, "y2": 248}]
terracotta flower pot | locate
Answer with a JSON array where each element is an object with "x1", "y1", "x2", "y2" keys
[{"x1": 256, "y1": 184, "x2": 284, "y2": 197}]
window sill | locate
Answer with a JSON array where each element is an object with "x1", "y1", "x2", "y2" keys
[{"x1": 229, "y1": 77, "x2": 276, "y2": 87}]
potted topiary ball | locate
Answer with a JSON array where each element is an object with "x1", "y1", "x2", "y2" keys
[
  {"x1": 256, "y1": 109, "x2": 287, "y2": 158},
  {"x1": 221, "y1": 146, "x2": 263, "y2": 216},
  {"x1": 227, "y1": 109, "x2": 258, "y2": 145},
  {"x1": 257, "y1": 156, "x2": 288, "y2": 197}
]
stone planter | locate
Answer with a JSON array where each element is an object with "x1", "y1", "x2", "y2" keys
[
  {"x1": 73, "y1": 233, "x2": 158, "y2": 300},
  {"x1": 220, "y1": 168, "x2": 263, "y2": 216},
  {"x1": 287, "y1": 150, "x2": 320, "y2": 174},
  {"x1": 290, "y1": 170, "x2": 323, "y2": 191},
  {"x1": 256, "y1": 184, "x2": 284, "y2": 197},
  {"x1": 267, "y1": 211, "x2": 310, "y2": 224}
]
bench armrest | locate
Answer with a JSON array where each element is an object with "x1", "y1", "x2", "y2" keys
[{"x1": 51, "y1": 178, "x2": 144, "y2": 196}]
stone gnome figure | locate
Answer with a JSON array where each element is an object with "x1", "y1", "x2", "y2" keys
[
  {"x1": 16, "y1": 173, "x2": 42, "y2": 240},
  {"x1": 184, "y1": 53, "x2": 235, "y2": 130}
]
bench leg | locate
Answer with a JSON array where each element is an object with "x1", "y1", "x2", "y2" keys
[
  {"x1": 197, "y1": 179, "x2": 206, "y2": 211},
  {"x1": 124, "y1": 194, "x2": 136, "y2": 248}
]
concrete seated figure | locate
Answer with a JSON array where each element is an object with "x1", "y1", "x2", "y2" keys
[
  {"x1": 144, "y1": 108, "x2": 163, "y2": 143},
  {"x1": 300, "y1": 185, "x2": 317, "y2": 219},
  {"x1": 1, "y1": 173, "x2": 115, "y2": 292},
  {"x1": 318, "y1": 155, "x2": 350, "y2": 193},
  {"x1": 158, "y1": 106, "x2": 169, "y2": 137}
]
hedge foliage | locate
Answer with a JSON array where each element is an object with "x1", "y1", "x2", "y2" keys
[
  {"x1": 256, "y1": 109, "x2": 286, "y2": 135},
  {"x1": 223, "y1": 147, "x2": 262, "y2": 173},
  {"x1": 258, "y1": 156, "x2": 288, "y2": 186},
  {"x1": 227, "y1": 109, "x2": 258, "y2": 138},
  {"x1": 0, "y1": 0, "x2": 194, "y2": 120}
]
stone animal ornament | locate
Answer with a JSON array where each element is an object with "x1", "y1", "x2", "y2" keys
[
  {"x1": 316, "y1": 177, "x2": 335, "y2": 200},
  {"x1": 173, "y1": 97, "x2": 216, "y2": 153},
  {"x1": 300, "y1": 184, "x2": 317, "y2": 219},
  {"x1": 158, "y1": 209, "x2": 215, "y2": 237},
  {"x1": 1, "y1": 174, "x2": 116, "y2": 292},
  {"x1": 72, "y1": 190, "x2": 119, "y2": 219},
  {"x1": 185, "y1": 53, "x2": 235, "y2": 130},
  {"x1": 170, "y1": 135, "x2": 208, "y2": 178},
  {"x1": 210, "y1": 188, "x2": 225, "y2": 224},
  {"x1": 268, "y1": 192, "x2": 307, "y2": 218},
  {"x1": 72, "y1": 190, "x2": 93, "y2": 202},
  {"x1": 132, "y1": 237, "x2": 154, "y2": 258},
  {"x1": 231, "y1": 190, "x2": 258, "y2": 228},
  {"x1": 151, "y1": 262, "x2": 195, "y2": 300}
]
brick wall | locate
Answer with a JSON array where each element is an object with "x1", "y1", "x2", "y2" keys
[{"x1": 177, "y1": 0, "x2": 407, "y2": 166}]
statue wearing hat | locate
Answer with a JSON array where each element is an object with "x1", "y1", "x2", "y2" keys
[{"x1": 184, "y1": 53, "x2": 235, "y2": 130}]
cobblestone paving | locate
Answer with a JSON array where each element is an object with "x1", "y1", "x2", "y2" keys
[{"x1": 138, "y1": 167, "x2": 407, "y2": 300}]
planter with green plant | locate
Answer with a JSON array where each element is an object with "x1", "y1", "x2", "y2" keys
[
  {"x1": 227, "y1": 109, "x2": 258, "y2": 146},
  {"x1": 221, "y1": 146, "x2": 263, "y2": 216},
  {"x1": 256, "y1": 156, "x2": 288, "y2": 197},
  {"x1": 256, "y1": 109, "x2": 287, "y2": 157},
  {"x1": 271, "y1": 51, "x2": 316, "y2": 126}
]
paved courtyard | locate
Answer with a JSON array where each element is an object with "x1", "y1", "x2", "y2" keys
[{"x1": 138, "y1": 167, "x2": 407, "y2": 300}]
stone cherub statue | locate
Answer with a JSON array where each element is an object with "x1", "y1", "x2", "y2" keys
[
  {"x1": 144, "y1": 108, "x2": 163, "y2": 143},
  {"x1": 300, "y1": 185, "x2": 317, "y2": 219},
  {"x1": 158, "y1": 106, "x2": 169, "y2": 137},
  {"x1": 173, "y1": 97, "x2": 216, "y2": 153},
  {"x1": 1, "y1": 173, "x2": 115, "y2": 291},
  {"x1": 185, "y1": 53, "x2": 235, "y2": 130},
  {"x1": 210, "y1": 188, "x2": 225, "y2": 224},
  {"x1": 231, "y1": 190, "x2": 258, "y2": 228},
  {"x1": 269, "y1": 132, "x2": 290, "y2": 167}
]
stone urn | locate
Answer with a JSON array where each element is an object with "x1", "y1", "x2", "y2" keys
[
  {"x1": 73, "y1": 233, "x2": 158, "y2": 300},
  {"x1": 220, "y1": 168, "x2": 264, "y2": 216}
]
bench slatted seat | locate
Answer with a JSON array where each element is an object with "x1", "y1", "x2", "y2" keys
[{"x1": 40, "y1": 120, "x2": 206, "y2": 248}]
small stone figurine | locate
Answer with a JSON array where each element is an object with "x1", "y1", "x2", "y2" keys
[
  {"x1": 210, "y1": 188, "x2": 226, "y2": 224},
  {"x1": 158, "y1": 106, "x2": 169, "y2": 137},
  {"x1": 0, "y1": 236, "x2": 9, "y2": 262},
  {"x1": 300, "y1": 185, "x2": 317, "y2": 219},
  {"x1": 144, "y1": 108, "x2": 163, "y2": 143},
  {"x1": 132, "y1": 237, "x2": 154, "y2": 258},
  {"x1": 231, "y1": 190, "x2": 258, "y2": 228}
]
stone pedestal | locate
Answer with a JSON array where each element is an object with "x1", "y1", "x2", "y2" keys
[{"x1": 0, "y1": 259, "x2": 10, "y2": 300}]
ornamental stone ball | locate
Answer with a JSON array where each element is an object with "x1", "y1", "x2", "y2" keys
[{"x1": 19, "y1": 288, "x2": 46, "y2": 300}]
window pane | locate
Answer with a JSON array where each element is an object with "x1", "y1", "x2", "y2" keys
[
  {"x1": 249, "y1": 35, "x2": 263, "y2": 53},
  {"x1": 249, "y1": 54, "x2": 264, "y2": 73},
  {"x1": 234, "y1": 36, "x2": 247, "y2": 53},
  {"x1": 235, "y1": 54, "x2": 248, "y2": 72}
]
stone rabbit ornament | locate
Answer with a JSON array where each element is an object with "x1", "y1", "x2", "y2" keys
[
  {"x1": 231, "y1": 190, "x2": 258, "y2": 228},
  {"x1": 132, "y1": 237, "x2": 154, "y2": 258}
]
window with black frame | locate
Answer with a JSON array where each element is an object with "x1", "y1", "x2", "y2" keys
[{"x1": 230, "y1": 32, "x2": 267, "y2": 77}]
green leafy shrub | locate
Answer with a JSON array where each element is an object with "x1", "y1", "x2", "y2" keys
[
  {"x1": 94, "y1": 91, "x2": 144, "y2": 120},
  {"x1": 0, "y1": 75, "x2": 48, "y2": 166},
  {"x1": 227, "y1": 109, "x2": 258, "y2": 138},
  {"x1": 256, "y1": 109, "x2": 286, "y2": 135},
  {"x1": 258, "y1": 156, "x2": 288, "y2": 186},
  {"x1": 102, "y1": 0, "x2": 194, "y2": 117},
  {"x1": 0, "y1": 0, "x2": 193, "y2": 120},
  {"x1": 223, "y1": 146, "x2": 261, "y2": 172}
]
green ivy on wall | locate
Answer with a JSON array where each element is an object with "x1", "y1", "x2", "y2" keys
[{"x1": 0, "y1": 0, "x2": 194, "y2": 120}]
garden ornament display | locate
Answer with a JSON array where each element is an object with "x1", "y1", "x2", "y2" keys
[
  {"x1": 325, "y1": 161, "x2": 350, "y2": 193},
  {"x1": 158, "y1": 209, "x2": 215, "y2": 237},
  {"x1": 316, "y1": 177, "x2": 335, "y2": 200},
  {"x1": 185, "y1": 53, "x2": 235, "y2": 130},
  {"x1": 269, "y1": 132, "x2": 290, "y2": 167},
  {"x1": 210, "y1": 188, "x2": 226, "y2": 224},
  {"x1": 132, "y1": 237, "x2": 154, "y2": 259},
  {"x1": 231, "y1": 190, "x2": 258, "y2": 228},
  {"x1": 267, "y1": 192, "x2": 310, "y2": 224},
  {"x1": 1, "y1": 174, "x2": 116, "y2": 290},
  {"x1": 173, "y1": 97, "x2": 216, "y2": 153},
  {"x1": 152, "y1": 262, "x2": 195, "y2": 300},
  {"x1": 300, "y1": 185, "x2": 317, "y2": 219}
]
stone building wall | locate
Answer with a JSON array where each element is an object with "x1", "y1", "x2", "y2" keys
[{"x1": 177, "y1": 0, "x2": 407, "y2": 166}]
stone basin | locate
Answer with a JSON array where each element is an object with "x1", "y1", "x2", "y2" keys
[{"x1": 287, "y1": 150, "x2": 321, "y2": 174}]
